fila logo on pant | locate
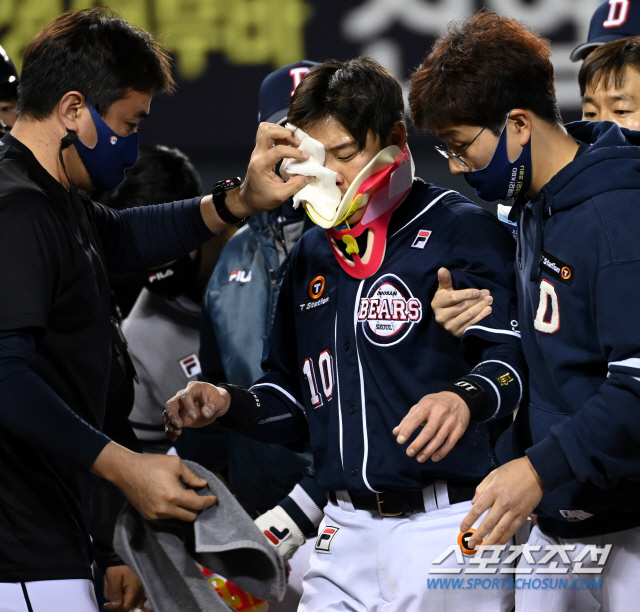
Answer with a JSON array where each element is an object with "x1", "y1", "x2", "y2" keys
[{"x1": 315, "y1": 526, "x2": 340, "y2": 554}]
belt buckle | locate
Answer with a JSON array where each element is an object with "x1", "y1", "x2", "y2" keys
[{"x1": 375, "y1": 493, "x2": 403, "y2": 517}]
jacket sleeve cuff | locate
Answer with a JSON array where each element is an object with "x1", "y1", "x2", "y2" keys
[
  {"x1": 525, "y1": 434, "x2": 574, "y2": 491},
  {"x1": 216, "y1": 384, "x2": 265, "y2": 431}
]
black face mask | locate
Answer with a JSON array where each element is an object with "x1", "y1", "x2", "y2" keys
[{"x1": 141, "y1": 250, "x2": 201, "y2": 298}]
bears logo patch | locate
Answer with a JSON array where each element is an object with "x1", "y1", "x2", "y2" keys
[{"x1": 357, "y1": 274, "x2": 422, "y2": 346}]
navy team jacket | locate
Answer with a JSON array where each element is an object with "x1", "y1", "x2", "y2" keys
[
  {"x1": 246, "y1": 180, "x2": 526, "y2": 495},
  {"x1": 500, "y1": 121, "x2": 640, "y2": 538}
]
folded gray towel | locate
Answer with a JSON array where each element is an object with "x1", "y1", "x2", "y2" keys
[{"x1": 113, "y1": 460, "x2": 286, "y2": 611}]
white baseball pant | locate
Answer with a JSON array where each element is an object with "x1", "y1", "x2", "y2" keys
[
  {"x1": 299, "y1": 483, "x2": 518, "y2": 612},
  {"x1": 0, "y1": 579, "x2": 99, "y2": 612},
  {"x1": 516, "y1": 523, "x2": 640, "y2": 612}
]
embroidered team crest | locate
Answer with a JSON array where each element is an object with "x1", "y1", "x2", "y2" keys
[
  {"x1": 315, "y1": 526, "x2": 340, "y2": 553},
  {"x1": 357, "y1": 274, "x2": 422, "y2": 346},
  {"x1": 411, "y1": 230, "x2": 432, "y2": 249},
  {"x1": 179, "y1": 354, "x2": 201, "y2": 378}
]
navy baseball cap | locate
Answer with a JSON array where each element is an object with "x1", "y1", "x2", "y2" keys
[
  {"x1": 258, "y1": 60, "x2": 319, "y2": 125},
  {"x1": 0, "y1": 46, "x2": 18, "y2": 87},
  {"x1": 571, "y1": 0, "x2": 640, "y2": 62},
  {"x1": 0, "y1": 44, "x2": 19, "y2": 87}
]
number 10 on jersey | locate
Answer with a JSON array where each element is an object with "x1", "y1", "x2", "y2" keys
[{"x1": 302, "y1": 350, "x2": 334, "y2": 407}]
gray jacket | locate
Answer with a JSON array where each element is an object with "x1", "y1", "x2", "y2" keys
[{"x1": 123, "y1": 290, "x2": 202, "y2": 453}]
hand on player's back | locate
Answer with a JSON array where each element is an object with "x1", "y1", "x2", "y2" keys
[
  {"x1": 164, "y1": 381, "x2": 231, "y2": 441},
  {"x1": 393, "y1": 391, "x2": 471, "y2": 462},
  {"x1": 432, "y1": 267, "x2": 493, "y2": 338}
]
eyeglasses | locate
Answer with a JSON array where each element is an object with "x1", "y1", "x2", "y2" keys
[{"x1": 435, "y1": 126, "x2": 486, "y2": 169}]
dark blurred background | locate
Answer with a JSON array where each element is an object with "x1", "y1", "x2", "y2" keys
[{"x1": 0, "y1": 0, "x2": 596, "y2": 213}]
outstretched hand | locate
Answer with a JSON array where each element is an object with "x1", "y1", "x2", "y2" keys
[
  {"x1": 393, "y1": 391, "x2": 471, "y2": 463},
  {"x1": 201, "y1": 123, "x2": 313, "y2": 232},
  {"x1": 432, "y1": 267, "x2": 493, "y2": 338},
  {"x1": 237, "y1": 123, "x2": 312, "y2": 216},
  {"x1": 164, "y1": 381, "x2": 231, "y2": 441}
]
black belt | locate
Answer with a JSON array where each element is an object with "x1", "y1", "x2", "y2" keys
[{"x1": 328, "y1": 482, "x2": 477, "y2": 517}]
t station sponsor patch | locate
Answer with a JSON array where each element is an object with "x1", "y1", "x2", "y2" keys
[
  {"x1": 298, "y1": 275, "x2": 331, "y2": 313},
  {"x1": 540, "y1": 249, "x2": 574, "y2": 285}
]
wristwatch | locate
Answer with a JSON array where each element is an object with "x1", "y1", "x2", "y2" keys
[{"x1": 212, "y1": 177, "x2": 245, "y2": 225}]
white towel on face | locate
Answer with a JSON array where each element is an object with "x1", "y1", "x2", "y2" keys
[{"x1": 280, "y1": 123, "x2": 342, "y2": 227}]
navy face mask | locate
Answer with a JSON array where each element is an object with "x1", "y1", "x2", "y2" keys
[
  {"x1": 464, "y1": 112, "x2": 532, "y2": 202},
  {"x1": 74, "y1": 101, "x2": 139, "y2": 191}
]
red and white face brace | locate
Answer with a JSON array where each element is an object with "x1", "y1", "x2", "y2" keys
[
  {"x1": 281, "y1": 125, "x2": 414, "y2": 278},
  {"x1": 325, "y1": 145, "x2": 413, "y2": 279}
]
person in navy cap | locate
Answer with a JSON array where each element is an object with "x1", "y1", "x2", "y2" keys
[
  {"x1": 258, "y1": 60, "x2": 319, "y2": 124},
  {"x1": 571, "y1": 0, "x2": 640, "y2": 61},
  {"x1": 0, "y1": 44, "x2": 18, "y2": 130}
]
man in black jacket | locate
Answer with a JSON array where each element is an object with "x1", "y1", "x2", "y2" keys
[{"x1": 0, "y1": 7, "x2": 309, "y2": 611}]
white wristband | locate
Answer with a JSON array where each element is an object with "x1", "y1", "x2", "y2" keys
[{"x1": 255, "y1": 505, "x2": 305, "y2": 561}]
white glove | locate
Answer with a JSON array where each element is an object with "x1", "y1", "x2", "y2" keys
[{"x1": 254, "y1": 505, "x2": 306, "y2": 561}]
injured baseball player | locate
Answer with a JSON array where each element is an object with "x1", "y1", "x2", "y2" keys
[{"x1": 165, "y1": 57, "x2": 527, "y2": 612}]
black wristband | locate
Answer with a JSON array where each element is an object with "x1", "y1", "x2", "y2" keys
[
  {"x1": 212, "y1": 177, "x2": 245, "y2": 225},
  {"x1": 442, "y1": 378, "x2": 493, "y2": 421},
  {"x1": 216, "y1": 383, "x2": 265, "y2": 431}
]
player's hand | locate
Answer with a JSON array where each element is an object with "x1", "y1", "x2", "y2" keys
[
  {"x1": 104, "y1": 565, "x2": 146, "y2": 611},
  {"x1": 393, "y1": 391, "x2": 471, "y2": 462},
  {"x1": 236, "y1": 123, "x2": 312, "y2": 216},
  {"x1": 432, "y1": 267, "x2": 493, "y2": 338},
  {"x1": 255, "y1": 505, "x2": 306, "y2": 561},
  {"x1": 460, "y1": 456, "x2": 545, "y2": 548},
  {"x1": 164, "y1": 381, "x2": 231, "y2": 441},
  {"x1": 91, "y1": 442, "x2": 217, "y2": 522}
]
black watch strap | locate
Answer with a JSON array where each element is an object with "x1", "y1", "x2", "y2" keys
[{"x1": 212, "y1": 177, "x2": 245, "y2": 225}]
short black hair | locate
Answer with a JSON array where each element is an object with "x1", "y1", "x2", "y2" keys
[
  {"x1": 18, "y1": 7, "x2": 174, "y2": 119},
  {"x1": 579, "y1": 37, "x2": 640, "y2": 96},
  {"x1": 97, "y1": 145, "x2": 202, "y2": 210},
  {"x1": 410, "y1": 11, "x2": 562, "y2": 134},
  {"x1": 288, "y1": 57, "x2": 405, "y2": 150}
]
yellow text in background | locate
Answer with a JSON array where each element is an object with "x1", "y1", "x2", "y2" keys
[{"x1": 0, "y1": 0, "x2": 312, "y2": 78}]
